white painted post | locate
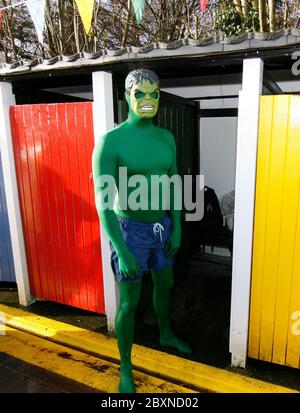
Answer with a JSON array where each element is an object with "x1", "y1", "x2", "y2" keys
[
  {"x1": 92, "y1": 71, "x2": 118, "y2": 333},
  {"x1": 229, "y1": 58, "x2": 264, "y2": 368},
  {"x1": 0, "y1": 82, "x2": 33, "y2": 306}
]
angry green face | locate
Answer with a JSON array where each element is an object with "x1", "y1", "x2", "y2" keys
[{"x1": 129, "y1": 80, "x2": 160, "y2": 118}]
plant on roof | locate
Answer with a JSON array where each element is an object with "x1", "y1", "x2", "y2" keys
[
  {"x1": 0, "y1": 0, "x2": 299, "y2": 63},
  {"x1": 216, "y1": 0, "x2": 259, "y2": 36}
]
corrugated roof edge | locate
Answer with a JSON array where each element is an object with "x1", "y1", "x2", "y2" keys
[{"x1": 1, "y1": 29, "x2": 300, "y2": 76}]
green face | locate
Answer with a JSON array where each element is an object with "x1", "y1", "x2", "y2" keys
[{"x1": 129, "y1": 80, "x2": 160, "y2": 118}]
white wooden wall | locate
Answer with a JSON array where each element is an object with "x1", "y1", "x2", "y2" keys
[
  {"x1": 229, "y1": 58, "x2": 264, "y2": 368},
  {"x1": 92, "y1": 72, "x2": 118, "y2": 333},
  {"x1": 0, "y1": 82, "x2": 32, "y2": 305}
]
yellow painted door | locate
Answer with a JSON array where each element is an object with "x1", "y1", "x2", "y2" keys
[{"x1": 249, "y1": 95, "x2": 300, "y2": 369}]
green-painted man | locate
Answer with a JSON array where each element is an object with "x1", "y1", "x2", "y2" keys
[{"x1": 92, "y1": 69, "x2": 191, "y2": 393}]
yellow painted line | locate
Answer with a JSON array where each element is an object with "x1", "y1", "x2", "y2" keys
[
  {"x1": 0, "y1": 324, "x2": 193, "y2": 393},
  {"x1": 0, "y1": 304, "x2": 297, "y2": 393}
]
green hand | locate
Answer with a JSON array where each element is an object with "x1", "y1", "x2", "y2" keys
[{"x1": 117, "y1": 249, "x2": 140, "y2": 279}]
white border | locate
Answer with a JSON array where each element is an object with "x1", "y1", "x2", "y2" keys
[
  {"x1": 0, "y1": 82, "x2": 33, "y2": 306},
  {"x1": 229, "y1": 58, "x2": 264, "y2": 368},
  {"x1": 92, "y1": 71, "x2": 118, "y2": 332}
]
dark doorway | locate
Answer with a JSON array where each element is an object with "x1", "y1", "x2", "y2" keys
[{"x1": 118, "y1": 90, "x2": 233, "y2": 368}]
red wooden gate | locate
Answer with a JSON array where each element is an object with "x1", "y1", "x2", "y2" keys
[{"x1": 10, "y1": 103, "x2": 105, "y2": 314}]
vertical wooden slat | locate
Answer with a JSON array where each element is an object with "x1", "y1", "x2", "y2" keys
[
  {"x1": 286, "y1": 192, "x2": 300, "y2": 368},
  {"x1": 47, "y1": 103, "x2": 67, "y2": 304},
  {"x1": 61, "y1": 102, "x2": 76, "y2": 306},
  {"x1": 250, "y1": 95, "x2": 300, "y2": 369},
  {"x1": 60, "y1": 104, "x2": 82, "y2": 308},
  {"x1": 273, "y1": 96, "x2": 299, "y2": 365},
  {"x1": 74, "y1": 103, "x2": 93, "y2": 312},
  {"x1": 56, "y1": 103, "x2": 78, "y2": 308},
  {"x1": 259, "y1": 95, "x2": 289, "y2": 362},
  {"x1": 37, "y1": 105, "x2": 57, "y2": 302},
  {"x1": 85, "y1": 103, "x2": 104, "y2": 313},
  {"x1": 249, "y1": 96, "x2": 274, "y2": 359},
  {"x1": 33, "y1": 105, "x2": 56, "y2": 301},
  {"x1": 18, "y1": 106, "x2": 41, "y2": 298},
  {"x1": 39, "y1": 105, "x2": 58, "y2": 301},
  {"x1": 82, "y1": 103, "x2": 97, "y2": 312},
  {"x1": 27, "y1": 105, "x2": 48, "y2": 298},
  {"x1": 10, "y1": 107, "x2": 34, "y2": 290},
  {"x1": 37, "y1": 105, "x2": 59, "y2": 301},
  {"x1": 285, "y1": 96, "x2": 300, "y2": 368},
  {"x1": 51, "y1": 103, "x2": 72, "y2": 306},
  {"x1": 66, "y1": 103, "x2": 88, "y2": 310}
]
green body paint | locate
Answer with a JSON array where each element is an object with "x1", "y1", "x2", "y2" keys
[{"x1": 92, "y1": 69, "x2": 191, "y2": 393}]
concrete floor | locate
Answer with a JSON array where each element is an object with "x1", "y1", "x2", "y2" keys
[{"x1": 134, "y1": 252, "x2": 232, "y2": 368}]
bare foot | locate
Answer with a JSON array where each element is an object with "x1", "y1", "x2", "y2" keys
[
  {"x1": 118, "y1": 365, "x2": 136, "y2": 393},
  {"x1": 160, "y1": 333, "x2": 192, "y2": 353}
]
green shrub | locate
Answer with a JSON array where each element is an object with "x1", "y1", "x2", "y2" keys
[{"x1": 216, "y1": 1, "x2": 259, "y2": 37}]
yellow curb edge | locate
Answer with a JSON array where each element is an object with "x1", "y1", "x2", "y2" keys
[
  {"x1": 0, "y1": 303, "x2": 297, "y2": 393},
  {"x1": 0, "y1": 323, "x2": 194, "y2": 393}
]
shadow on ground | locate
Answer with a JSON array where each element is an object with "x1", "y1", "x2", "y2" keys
[{"x1": 0, "y1": 353, "x2": 99, "y2": 393}]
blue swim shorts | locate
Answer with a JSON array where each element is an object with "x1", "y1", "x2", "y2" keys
[{"x1": 110, "y1": 214, "x2": 175, "y2": 283}]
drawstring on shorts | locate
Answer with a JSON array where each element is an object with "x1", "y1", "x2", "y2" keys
[{"x1": 153, "y1": 222, "x2": 164, "y2": 243}]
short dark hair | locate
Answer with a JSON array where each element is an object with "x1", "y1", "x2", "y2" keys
[{"x1": 125, "y1": 69, "x2": 160, "y2": 95}]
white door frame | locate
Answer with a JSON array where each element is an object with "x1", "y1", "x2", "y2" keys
[
  {"x1": 92, "y1": 71, "x2": 119, "y2": 333},
  {"x1": 229, "y1": 58, "x2": 264, "y2": 368},
  {"x1": 0, "y1": 82, "x2": 33, "y2": 306}
]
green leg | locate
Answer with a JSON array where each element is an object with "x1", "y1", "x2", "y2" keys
[
  {"x1": 115, "y1": 279, "x2": 142, "y2": 393},
  {"x1": 151, "y1": 267, "x2": 191, "y2": 353}
]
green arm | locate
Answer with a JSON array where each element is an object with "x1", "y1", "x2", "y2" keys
[{"x1": 92, "y1": 134, "x2": 139, "y2": 278}]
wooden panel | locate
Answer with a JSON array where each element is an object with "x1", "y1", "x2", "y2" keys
[
  {"x1": 10, "y1": 103, "x2": 104, "y2": 314},
  {"x1": 248, "y1": 97, "x2": 273, "y2": 360},
  {"x1": 0, "y1": 154, "x2": 16, "y2": 282},
  {"x1": 249, "y1": 95, "x2": 300, "y2": 369},
  {"x1": 285, "y1": 97, "x2": 300, "y2": 368}
]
